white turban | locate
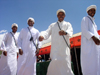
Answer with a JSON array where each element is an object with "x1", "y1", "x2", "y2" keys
[
  {"x1": 57, "y1": 9, "x2": 66, "y2": 15},
  {"x1": 11, "y1": 23, "x2": 18, "y2": 28},
  {"x1": 86, "y1": 5, "x2": 97, "y2": 12},
  {"x1": 27, "y1": 17, "x2": 35, "y2": 23}
]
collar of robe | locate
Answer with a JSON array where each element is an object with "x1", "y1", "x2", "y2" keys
[
  {"x1": 28, "y1": 26, "x2": 34, "y2": 29},
  {"x1": 88, "y1": 15, "x2": 95, "y2": 21},
  {"x1": 11, "y1": 32, "x2": 16, "y2": 35},
  {"x1": 57, "y1": 20, "x2": 64, "y2": 24}
]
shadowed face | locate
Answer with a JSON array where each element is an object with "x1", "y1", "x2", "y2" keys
[
  {"x1": 88, "y1": 8, "x2": 96, "y2": 17},
  {"x1": 28, "y1": 19, "x2": 34, "y2": 26},
  {"x1": 12, "y1": 26, "x2": 17, "y2": 33},
  {"x1": 57, "y1": 12, "x2": 65, "y2": 22}
]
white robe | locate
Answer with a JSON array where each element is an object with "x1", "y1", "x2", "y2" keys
[
  {"x1": 17, "y1": 26, "x2": 41, "y2": 75},
  {"x1": 81, "y1": 15, "x2": 100, "y2": 75},
  {"x1": 40, "y1": 21, "x2": 74, "y2": 75},
  {"x1": 0, "y1": 32, "x2": 19, "y2": 75}
]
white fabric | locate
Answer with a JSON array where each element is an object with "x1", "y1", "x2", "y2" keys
[
  {"x1": 0, "y1": 54, "x2": 11, "y2": 75},
  {"x1": 0, "y1": 32, "x2": 19, "y2": 75},
  {"x1": 81, "y1": 15, "x2": 100, "y2": 75},
  {"x1": 17, "y1": 26, "x2": 41, "y2": 75},
  {"x1": 11, "y1": 23, "x2": 18, "y2": 28},
  {"x1": 40, "y1": 21, "x2": 74, "y2": 75},
  {"x1": 86, "y1": 5, "x2": 96, "y2": 12},
  {"x1": 98, "y1": 44, "x2": 100, "y2": 75},
  {"x1": 57, "y1": 9, "x2": 66, "y2": 15},
  {"x1": 27, "y1": 17, "x2": 35, "y2": 23}
]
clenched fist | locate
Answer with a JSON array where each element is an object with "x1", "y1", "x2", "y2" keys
[
  {"x1": 59, "y1": 30, "x2": 67, "y2": 35},
  {"x1": 92, "y1": 36, "x2": 100, "y2": 45},
  {"x1": 35, "y1": 48, "x2": 40, "y2": 56},
  {"x1": 3, "y1": 51, "x2": 7, "y2": 56},
  {"x1": 19, "y1": 49, "x2": 23, "y2": 55},
  {"x1": 39, "y1": 36, "x2": 44, "y2": 41}
]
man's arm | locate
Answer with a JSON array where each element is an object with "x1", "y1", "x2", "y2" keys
[
  {"x1": 0, "y1": 33, "x2": 9, "y2": 56},
  {"x1": 81, "y1": 17, "x2": 100, "y2": 45},
  {"x1": 36, "y1": 31, "x2": 42, "y2": 56},
  {"x1": 92, "y1": 36, "x2": 100, "y2": 45},
  {"x1": 39, "y1": 23, "x2": 52, "y2": 41},
  {"x1": 59, "y1": 22, "x2": 73, "y2": 37},
  {"x1": 81, "y1": 17, "x2": 94, "y2": 40},
  {"x1": 18, "y1": 29, "x2": 23, "y2": 55}
]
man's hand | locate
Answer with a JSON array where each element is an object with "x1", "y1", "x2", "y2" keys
[
  {"x1": 92, "y1": 36, "x2": 100, "y2": 45},
  {"x1": 39, "y1": 36, "x2": 44, "y2": 41},
  {"x1": 35, "y1": 48, "x2": 40, "y2": 56},
  {"x1": 19, "y1": 49, "x2": 23, "y2": 55},
  {"x1": 59, "y1": 30, "x2": 66, "y2": 36},
  {"x1": 3, "y1": 51, "x2": 7, "y2": 56}
]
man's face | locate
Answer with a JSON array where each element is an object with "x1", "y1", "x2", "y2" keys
[
  {"x1": 28, "y1": 19, "x2": 34, "y2": 26},
  {"x1": 88, "y1": 8, "x2": 96, "y2": 17},
  {"x1": 12, "y1": 26, "x2": 17, "y2": 33},
  {"x1": 57, "y1": 12, "x2": 65, "y2": 22}
]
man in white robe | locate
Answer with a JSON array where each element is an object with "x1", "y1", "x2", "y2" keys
[
  {"x1": 81, "y1": 5, "x2": 100, "y2": 75},
  {"x1": 39, "y1": 9, "x2": 74, "y2": 75},
  {"x1": 0, "y1": 23, "x2": 19, "y2": 75},
  {"x1": 17, "y1": 17, "x2": 41, "y2": 75}
]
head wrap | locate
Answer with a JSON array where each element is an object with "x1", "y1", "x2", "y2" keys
[
  {"x1": 86, "y1": 5, "x2": 97, "y2": 12},
  {"x1": 11, "y1": 23, "x2": 18, "y2": 28},
  {"x1": 38, "y1": 55, "x2": 42, "y2": 58},
  {"x1": 27, "y1": 17, "x2": 35, "y2": 23},
  {"x1": 56, "y1": 9, "x2": 66, "y2": 15}
]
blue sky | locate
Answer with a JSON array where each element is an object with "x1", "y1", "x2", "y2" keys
[{"x1": 0, "y1": 0, "x2": 100, "y2": 34}]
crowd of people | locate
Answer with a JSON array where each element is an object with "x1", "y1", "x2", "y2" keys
[
  {"x1": 37, "y1": 54, "x2": 51, "y2": 62},
  {"x1": 0, "y1": 4, "x2": 100, "y2": 75}
]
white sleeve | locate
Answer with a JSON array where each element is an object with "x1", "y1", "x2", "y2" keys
[
  {"x1": 0, "y1": 41, "x2": 6, "y2": 51},
  {"x1": 40, "y1": 24, "x2": 52, "y2": 40},
  {"x1": 15, "y1": 48, "x2": 19, "y2": 53},
  {"x1": 65, "y1": 22, "x2": 73, "y2": 37},
  {"x1": 16, "y1": 33, "x2": 20, "y2": 52},
  {"x1": 37, "y1": 31, "x2": 42, "y2": 48},
  {"x1": 81, "y1": 17, "x2": 94, "y2": 40},
  {"x1": 18, "y1": 29, "x2": 23, "y2": 49},
  {"x1": 0, "y1": 33, "x2": 8, "y2": 51}
]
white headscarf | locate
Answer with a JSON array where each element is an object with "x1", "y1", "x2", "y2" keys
[
  {"x1": 11, "y1": 23, "x2": 18, "y2": 28},
  {"x1": 56, "y1": 9, "x2": 66, "y2": 15},
  {"x1": 86, "y1": 5, "x2": 97, "y2": 12},
  {"x1": 27, "y1": 17, "x2": 35, "y2": 23}
]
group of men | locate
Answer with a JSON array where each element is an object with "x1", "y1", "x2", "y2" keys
[{"x1": 0, "y1": 4, "x2": 99, "y2": 75}]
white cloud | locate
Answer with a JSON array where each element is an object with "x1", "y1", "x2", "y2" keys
[
  {"x1": 0, "y1": 30, "x2": 7, "y2": 46},
  {"x1": 0, "y1": 30, "x2": 7, "y2": 34}
]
